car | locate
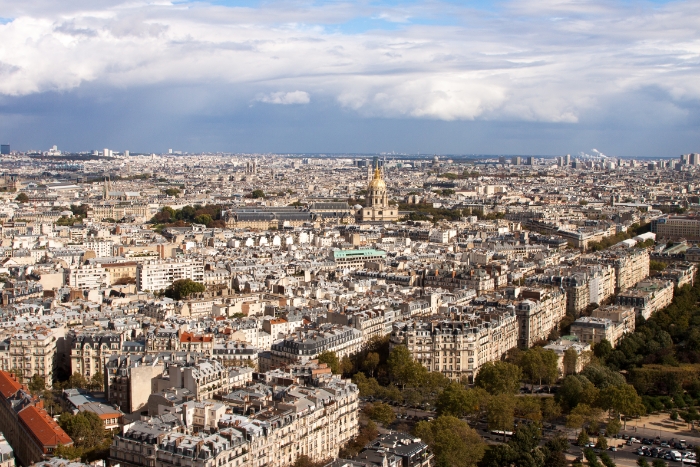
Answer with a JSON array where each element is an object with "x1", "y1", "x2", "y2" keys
[
  {"x1": 662, "y1": 443, "x2": 670, "y2": 448},
  {"x1": 609, "y1": 447, "x2": 618, "y2": 452},
  {"x1": 586, "y1": 442, "x2": 596, "y2": 448},
  {"x1": 623, "y1": 435, "x2": 630, "y2": 440}
]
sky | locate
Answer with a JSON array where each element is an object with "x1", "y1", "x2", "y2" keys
[{"x1": 0, "y1": 0, "x2": 699, "y2": 157}]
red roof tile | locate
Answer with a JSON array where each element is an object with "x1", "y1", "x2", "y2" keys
[
  {"x1": 0, "y1": 371, "x2": 23, "y2": 398},
  {"x1": 19, "y1": 406, "x2": 73, "y2": 448}
]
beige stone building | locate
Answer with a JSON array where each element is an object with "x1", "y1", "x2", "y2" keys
[
  {"x1": 515, "y1": 288, "x2": 567, "y2": 348},
  {"x1": 616, "y1": 279, "x2": 674, "y2": 319},
  {"x1": 391, "y1": 309, "x2": 518, "y2": 382}
]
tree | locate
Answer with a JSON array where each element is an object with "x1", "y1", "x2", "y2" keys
[
  {"x1": 90, "y1": 371, "x2": 104, "y2": 391},
  {"x1": 435, "y1": 382, "x2": 479, "y2": 417},
  {"x1": 600, "y1": 452, "x2": 617, "y2": 467},
  {"x1": 15, "y1": 192, "x2": 29, "y2": 203},
  {"x1": 362, "y1": 352, "x2": 380, "y2": 377},
  {"x1": 340, "y1": 356, "x2": 354, "y2": 375},
  {"x1": 365, "y1": 402, "x2": 395, "y2": 426},
  {"x1": 542, "y1": 398, "x2": 562, "y2": 422},
  {"x1": 593, "y1": 340, "x2": 613, "y2": 363},
  {"x1": 317, "y1": 351, "x2": 341, "y2": 374},
  {"x1": 251, "y1": 189, "x2": 265, "y2": 198},
  {"x1": 563, "y1": 347, "x2": 579, "y2": 375},
  {"x1": 28, "y1": 374, "x2": 46, "y2": 394},
  {"x1": 605, "y1": 418, "x2": 621, "y2": 437},
  {"x1": 194, "y1": 214, "x2": 213, "y2": 226},
  {"x1": 596, "y1": 436, "x2": 608, "y2": 450},
  {"x1": 414, "y1": 416, "x2": 485, "y2": 467},
  {"x1": 387, "y1": 345, "x2": 425, "y2": 389},
  {"x1": 637, "y1": 458, "x2": 650, "y2": 467},
  {"x1": 68, "y1": 372, "x2": 89, "y2": 389},
  {"x1": 487, "y1": 394, "x2": 516, "y2": 437},
  {"x1": 556, "y1": 375, "x2": 599, "y2": 411},
  {"x1": 59, "y1": 411, "x2": 105, "y2": 449},
  {"x1": 164, "y1": 187, "x2": 181, "y2": 197},
  {"x1": 474, "y1": 361, "x2": 522, "y2": 395},
  {"x1": 577, "y1": 430, "x2": 590, "y2": 446},
  {"x1": 580, "y1": 364, "x2": 626, "y2": 389},
  {"x1": 652, "y1": 460, "x2": 667, "y2": 467},
  {"x1": 598, "y1": 384, "x2": 645, "y2": 428},
  {"x1": 163, "y1": 279, "x2": 205, "y2": 300},
  {"x1": 517, "y1": 347, "x2": 559, "y2": 388},
  {"x1": 515, "y1": 396, "x2": 542, "y2": 422}
]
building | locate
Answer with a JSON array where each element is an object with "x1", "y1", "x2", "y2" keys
[
  {"x1": 136, "y1": 259, "x2": 204, "y2": 292},
  {"x1": 6, "y1": 327, "x2": 63, "y2": 387},
  {"x1": 0, "y1": 433, "x2": 14, "y2": 467},
  {"x1": 391, "y1": 309, "x2": 518, "y2": 382},
  {"x1": 333, "y1": 249, "x2": 387, "y2": 269},
  {"x1": 616, "y1": 279, "x2": 674, "y2": 319},
  {"x1": 359, "y1": 165, "x2": 399, "y2": 223},
  {"x1": 515, "y1": 288, "x2": 567, "y2": 348},
  {"x1": 0, "y1": 371, "x2": 73, "y2": 466},
  {"x1": 591, "y1": 305, "x2": 636, "y2": 344},
  {"x1": 105, "y1": 354, "x2": 165, "y2": 414},
  {"x1": 543, "y1": 339, "x2": 591, "y2": 377},
  {"x1": 265, "y1": 326, "x2": 363, "y2": 371},
  {"x1": 651, "y1": 216, "x2": 700, "y2": 241},
  {"x1": 0, "y1": 146, "x2": 9, "y2": 156}
]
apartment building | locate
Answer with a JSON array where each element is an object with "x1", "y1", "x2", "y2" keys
[
  {"x1": 4, "y1": 327, "x2": 64, "y2": 387},
  {"x1": 588, "y1": 248, "x2": 650, "y2": 291},
  {"x1": 265, "y1": 326, "x2": 363, "y2": 371},
  {"x1": 0, "y1": 371, "x2": 73, "y2": 466},
  {"x1": 392, "y1": 309, "x2": 518, "y2": 382},
  {"x1": 105, "y1": 354, "x2": 165, "y2": 414},
  {"x1": 651, "y1": 216, "x2": 700, "y2": 241},
  {"x1": 515, "y1": 288, "x2": 567, "y2": 348},
  {"x1": 591, "y1": 305, "x2": 636, "y2": 343},
  {"x1": 136, "y1": 259, "x2": 205, "y2": 292},
  {"x1": 111, "y1": 374, "x2": 359, "y2": 467},
  {"x1": 213, "y1": 342, "x2": 259, "y2": 368},
  {"x1": 655, "y1": 262, "x2": 697, "y2": 289},
  {"x1": 616, "y1": 279, "x2": 674, "y2": 319},
  {"x1": 69, "y1": 330, "x2": 123, "y2": 380},
  {"x1": 332, "y1": 249, "x2": 387, "y2": 269}
]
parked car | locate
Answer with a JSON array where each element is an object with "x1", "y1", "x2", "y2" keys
[{"x1": 609, "y1": 447, "x2": 618, "y2": 452}]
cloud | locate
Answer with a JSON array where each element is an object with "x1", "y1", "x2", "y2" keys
[
  {"x1": 257, "y1": 91, "x2": 310, "y2": 105},
  {"x1": 0, "y1": 0, "x2": 698, "y2": 125}
]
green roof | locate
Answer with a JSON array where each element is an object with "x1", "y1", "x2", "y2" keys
[{"x1": 333, "y1": 249, "x2": 387, "y2": 259}]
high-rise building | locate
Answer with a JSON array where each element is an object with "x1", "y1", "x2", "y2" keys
[
  {"x1": 565, "y1": 154, "x2": 571, "y2": 165},
  {"x1": 0, "y1": 144, "x2": 9, "y2": 155},
  {"x1": 512, "y1": 156, "x2": 521, "y2": 165},
  {"x1": 124, "y1": 150, "x2": 130, "y2": 157}
]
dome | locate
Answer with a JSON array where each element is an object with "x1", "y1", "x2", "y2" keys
[{"x1": 368, "y1": 167, "x2": 386, "y2": 190}]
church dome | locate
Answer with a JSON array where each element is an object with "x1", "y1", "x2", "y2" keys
[{"x1": 368, "y1": 168, "x2": 386, "y2": 190}]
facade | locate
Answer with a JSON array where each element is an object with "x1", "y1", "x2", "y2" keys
[
  {"x1": 6, "y1": 327, "x2": 63, "y2": 387},
  {"x1": 616, "y1": 279, "x2": 674, "y2": 319},
  {"x1": 392, "y1": 309, "x2": 518, "y2": 382},
  {"x1": 651, "y1": 216, "x2": 700, "y2": 241},
  {"x1": 136, "y1": 259, "x2": 205, "y2": 292},
  {"x1": 111, "y1": 374, "x2": 359, "y2": 467},
  {"x1": 265, "y1": 326, "x2": 362, "y2": 371},
  {"x1": 515, "y1": 288, "x2": 567, "y2": 348}
]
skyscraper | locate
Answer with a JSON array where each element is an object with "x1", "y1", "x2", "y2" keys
[{"x1": 0, "y1": 145, "x2": 9, "y2": 155}]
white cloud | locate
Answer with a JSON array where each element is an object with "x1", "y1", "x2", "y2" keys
[
  {"x1": 257, "y1": 91, "x2": 310, "y2": 105},
  {"x1": 0, "y1": 0, "x2": 698, "y2": 123}
]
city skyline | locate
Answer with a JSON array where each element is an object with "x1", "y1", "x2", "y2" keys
[{"x1": 0, "y1": 0, "x2": 699, "y2": 156}]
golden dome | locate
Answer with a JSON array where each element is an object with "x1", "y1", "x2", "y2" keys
[{"x1": 368, "y1": 167, "x2": 386, "y2": 190}]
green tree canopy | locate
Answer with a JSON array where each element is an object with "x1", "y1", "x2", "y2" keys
[
  {"x1": 163, "y1": 279, "x2": 206, "y2": 300},
  {"x1": 362, "y1": 352, "x2": 380, "y2": 377},
  {"x1": 28, "y1": 374, "x2": 46, "y2": 394},
  {"x1": 15, "y1": 192, "x2": 29, "y2": 203},
  {"x1": 516, "y1": 347, "x2": 559, "y2": 387},
  {"x1": 59, "y1": 411, "x2": 105, "y2": 449},
  {"x1": 435, "y1": 382, "x2": 480, "y2": 418},
  {"x1": 474, "y1": 361, "x2": 522, "y2": 395},
  {"x1": 556, "y1": 375, "x2": 599, "y2": 411},
  {"x1": 487, "y1": 394, "x2": 516, "y2": 434},
  {"x1": 251, "y1": 189, "x2": 265, "y2": 198},
  {"x1": 414, "y1": 416, "x2": 485, "y2": 467},
  {"x1": 387, "y1": 345, "x2": 426, "y2": 388},
  {"x1": 365, "y1": 402, "x2": 395, "y2": 426},
  {"x1": 317, "y1": 351, "x2": 341, "y2": 374}
]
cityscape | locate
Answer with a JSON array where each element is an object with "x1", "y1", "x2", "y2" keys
[{"x1": 1, "y1": 2, "x2": 700, "y2": 467}]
